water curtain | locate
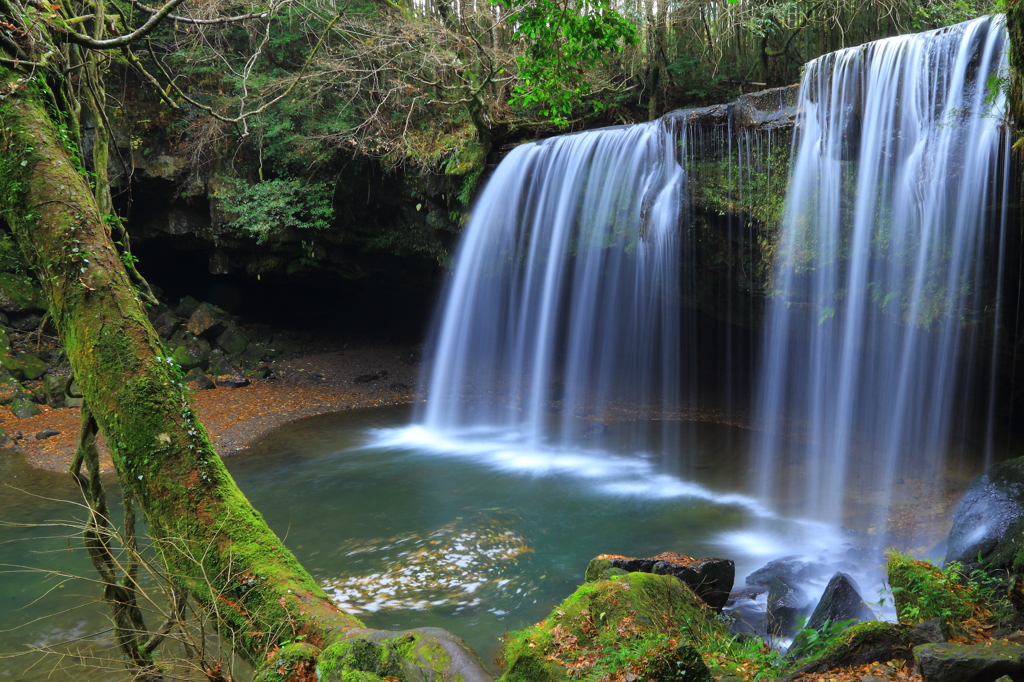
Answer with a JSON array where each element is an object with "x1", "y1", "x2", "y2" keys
[
  {"x1": 418, "y1": 117, "x2": 689, "y2": 452},
  {"x1": 754, "y1": 16, "x2": 1011, "y2": 529}
]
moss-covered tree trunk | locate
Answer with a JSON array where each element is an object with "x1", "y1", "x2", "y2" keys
[{"x1": 0, "y1": 72, "x2": 491, "y2": 682}]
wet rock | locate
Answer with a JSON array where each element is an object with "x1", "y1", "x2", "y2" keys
[
  {"x1": 186, "y1": 302, "x2": 227, "y2": 337},
  {"x1": 10, "y1": 397, "x2": 40, "y2": 419},
  {"x1": 214, "y1": 374, "x2": 250, "y2": 388},
  {"x1": 171, "y1": 336, "x2": 211, "y2": 372},
  {"x1": 913, "y1": 641, "x2": 1024, "y2": 682},
  {"x1": 389, "y1": 382, "x2": 411, "y2": 391},
  {"x1": 66, "y1": 396, "x2": 83, "y2": 408},
  {"x1": 67, "y1": 380, "x2": 82, "y2": 398},
  {"x1": 946, "y1": 456, "x2": 1024, "y2": 573},
  {"x1": 767, "y1": 577, "x2": 811, "y2": 638},
  {"x1": 724, "y1": 589, "x2": 767, "y2": 637},
  {"x1": 0, "y1": 427, "x2": 10, "y2": 447},
  {"x1": 215, "y1": 322, "x2": 249, "y2": 356},
  {"x1": 18, "y1": 353, "x2": 47, "y2": 380},
  {"x1": 790, "y1": 572, "x2": 874, "y2": 656},
  {"x1": 583, "y1": 422, "x2": 609, "y2": 439},
  {"x1": 35, "y1": 428, "x2": 59, "y2": 440},
  {"x1": 196, "y1": 374, "x2": 216, "y2": 390},
  {"x1": 174, "y1": 295, "x2": 201, "y2": 319},
  {"x1": 353, "y1": 371, "x2": 388, "y2": 384},
  {"x1": 585, "y1": 551, "x2": 735, "y2": 611},
  {"x1": 746, "y1": 556, "x2": 832, "y2": 587},
  {"x1": 909, "y1": 618, "x2": 946, "y2": 647},
  {"x1": 805, "y1": 572, "x2": 873, "y2": 630}
]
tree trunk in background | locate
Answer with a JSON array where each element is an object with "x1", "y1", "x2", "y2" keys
[{"x1": 0, "y1": 70, "x2": 491, "y2": 682}]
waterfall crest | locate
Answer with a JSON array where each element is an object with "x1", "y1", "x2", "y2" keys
[{"x1": 754, "y1": 15, "x2": 1011, "y2": 528}]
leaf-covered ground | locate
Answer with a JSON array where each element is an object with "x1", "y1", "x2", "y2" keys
[{"x1": 2, "y1": 345, "x2": 419, "y2": 472}]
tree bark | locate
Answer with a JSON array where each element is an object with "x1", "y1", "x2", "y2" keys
[{"x1": 0, "y1": 70, "x2": 491, "y2": 682}]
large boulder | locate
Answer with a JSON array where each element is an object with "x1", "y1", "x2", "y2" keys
[
  {"x1": 498, "y1": 572, "x2": 719, "y2": 682},
  {"x1": 585, "y1": 551, "x2": 735, "y2": 611},
  {"x1": 946, "y1": 456, "x2": 1024, "y2": 573},
  {"x1": 789, "y1": 572, "x2": 875, "y2": 657},
  {"x1": 914, "y1": 641, "x2": 1024, "y2": 682}
]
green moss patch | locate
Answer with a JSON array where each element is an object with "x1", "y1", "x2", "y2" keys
[
  {"x1": 887, "y1": 552, "x2": 973, "y2": 625},
  {"x1": 498, "y1": 572, "x2": 720, "y2": 682}
]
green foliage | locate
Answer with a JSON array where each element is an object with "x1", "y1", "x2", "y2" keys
[
  {"x1": 885, "y1": 552, "x2": 989, "y2": 626},
  {"x1": 218, "y1": 178, "x2": 335, "y2": 244},
  {"x1": 493, "y1": 0, "x2": 637, "y2": 125}
]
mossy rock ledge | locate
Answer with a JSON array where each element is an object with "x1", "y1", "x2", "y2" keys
[
  {"x1": 584, "y1": 551, "x2": 735, "y2": 611},
  {"x1": 498, "y1": 572, "x2": 722, "y2": 682},
  {"x1": 946, "y1": 456, "x2": 1024, "y2": 573},
  {"x1": 255, "y1": 627, "x2": 492, "y2": 682}
]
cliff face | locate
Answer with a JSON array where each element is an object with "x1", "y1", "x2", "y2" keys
[{"x1": 99, "y1": 85, "x2": 799, "y2": 336}]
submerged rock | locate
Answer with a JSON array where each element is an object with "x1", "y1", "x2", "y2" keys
[
  {"x1": 766, "y1": 577, "x2": 811, "y2": 638},
  {"x1": 585, "y1": 552, "x2": 735, "y2": 611},
  {"x1": 913, "y1": 641, "x2": 1024, "y2": 682},
  {"x1": 946, "y1": 456, "x2": 1024, "y2": 573},
  {"x1": 746, "y1": 556, "x2": 832, "y2": 587}
]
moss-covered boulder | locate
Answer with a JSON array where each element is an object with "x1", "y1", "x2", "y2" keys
[
  {"x1": 498, "y1": 572, "x2": 720, "y2": 682},
  {"x1": 914, "y1": 641, "x2": 1024, "y2": 682},
  {"x1": 946, "y1": 456, "x2": 1024, "y2": 573},
  {"x1": 215, "y1": 321, "x2": 249, "y2": 356},
  {"x1": 0, "y1": 272, "x2": 44, "y2": 312},
  {"x1": 888, "y1": 553, "x2": 973, "y2": 625},
  {"x1": 791, "y1": 620, "x2": 912, "y2": 674},
  {"x1": 10, "y1": 396, "x2": 40, "y2": 418},
  {"x1": 170, "y1": 336, "x2": 212, "y2": 372},
  {"x1": 585, "y1": 552, "x2": 735, "y2": 611},
  {"x1": 316, "y1": 638, "x2": 404, "y2": 681},
  {"x1": 17, "y1": 353, "x2": 47, "y2": 380},
  {"x1": 255, "y1": 628, "x2": 493, "y2": 682}
]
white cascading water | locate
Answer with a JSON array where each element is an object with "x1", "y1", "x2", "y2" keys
[
  {"x1": 754, "y1": 16, "x2": 1011, "y2": 532},
  {"x1": 416, "y1": 118, "x2": 687, "y2": 455}
]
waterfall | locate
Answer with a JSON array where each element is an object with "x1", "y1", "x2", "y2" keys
[
  {"x1": 753, "y1": 16, "x2": 1011, "y2": 530},
  {"x1": 417, "y1": 117, "x2": 689, "y2": 453}
]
